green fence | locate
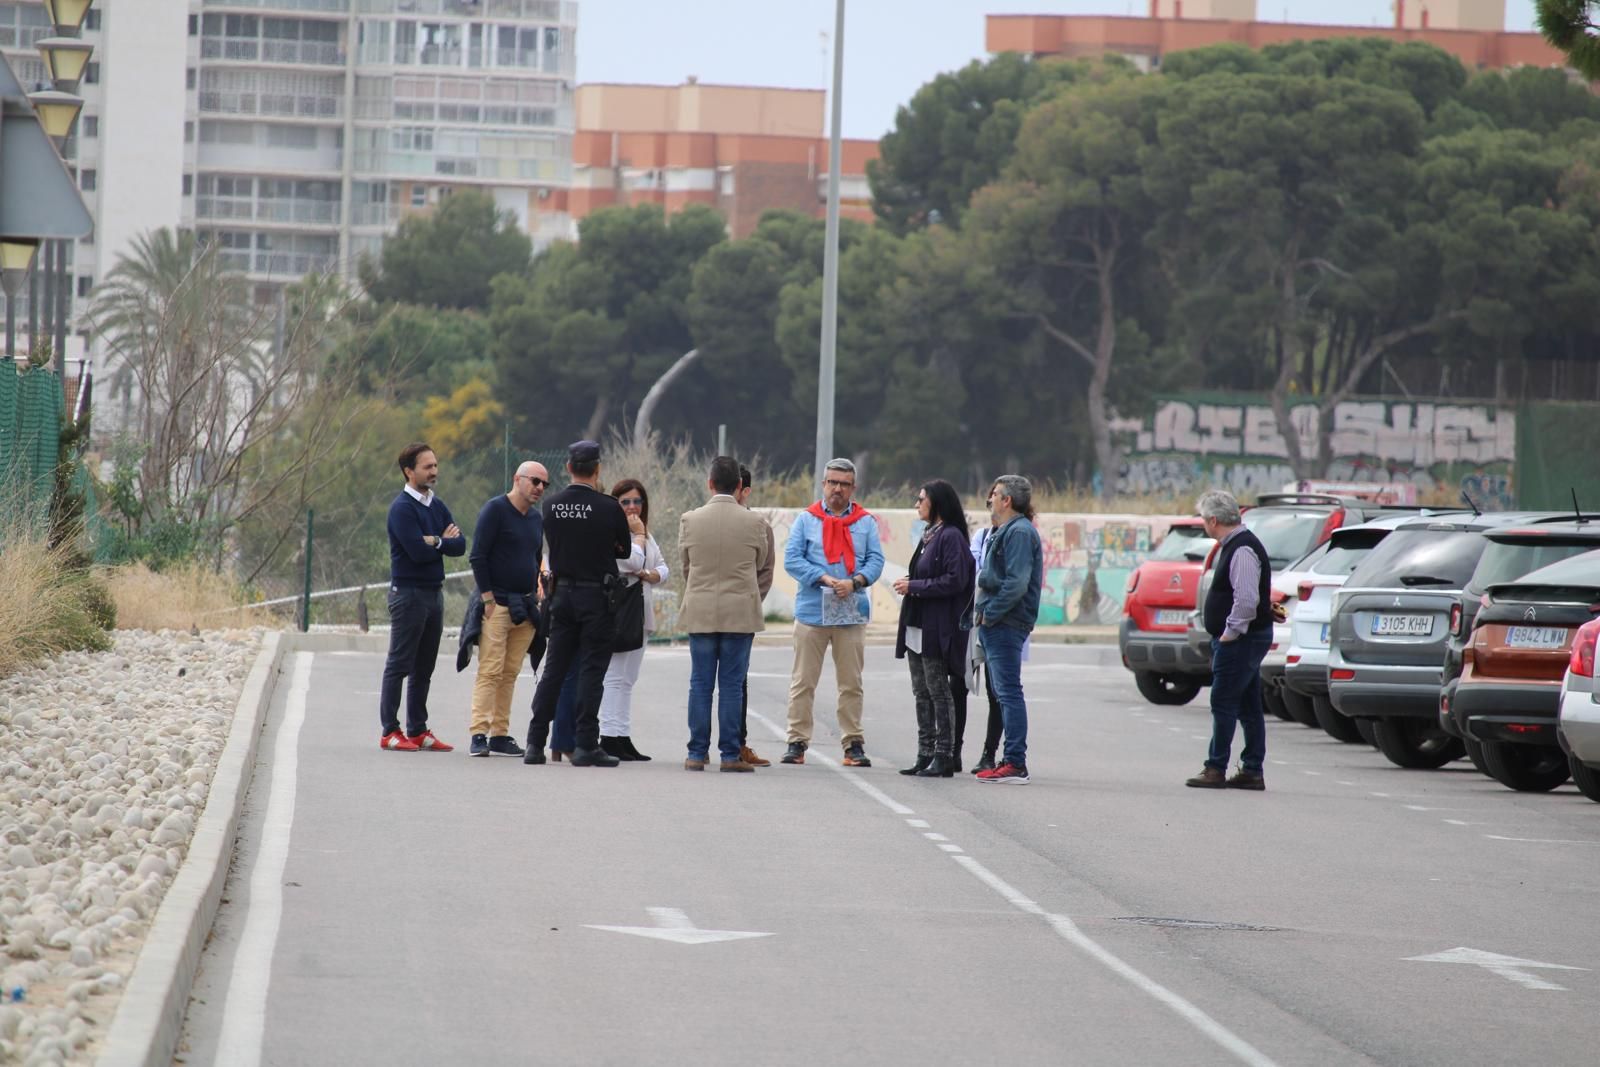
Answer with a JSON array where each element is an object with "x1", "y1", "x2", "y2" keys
[
  {"x1": 0, "y1": 359, "x2": 64, "y2": 512},
  {"x1": 1515, "y1": 401, "x2": 1600, "y2": 511}
]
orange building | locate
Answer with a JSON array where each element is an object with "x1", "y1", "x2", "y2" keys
[
  {"x1": 987, "y1": 0, "x2": 1572, "y2": 74},
  {"x1": 558, "y1": 80, "x2": 877, "y2": 239}
]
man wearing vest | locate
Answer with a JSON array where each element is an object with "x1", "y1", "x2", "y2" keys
[
  {"x1": 1187, "y1": 490, "x2": 1272, "y2": 790},
  {"x1": 780, "y1": 457, "x2": 885, "y2": 767}
]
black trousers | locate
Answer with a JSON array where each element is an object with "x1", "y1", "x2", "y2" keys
[
  {"x1": 526, "y1": 586, "x2": 614, "y2": 752},
  {"x1": 379, "y1": 584, "x2": 444, "y2": 737}
]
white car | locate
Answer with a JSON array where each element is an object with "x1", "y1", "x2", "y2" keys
[{"x1": 1557, "y1": 616, "x2": 1600, "y2": 803}]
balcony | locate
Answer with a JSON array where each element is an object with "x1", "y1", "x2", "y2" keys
[
  {"x1": 197, "y1": 197, "x2": 341, "y2": 225},
  {"x1": 349, "y1": 201, "x2": 399, "y2": 227},
  {"x1": 202, "y1": 0, "x2": 351, "y2": 11},
  {"x1": 354, "y1": 0, "x2": 571, "y2": 20},
  {"x1": 202, "y1": 37, "x2": 346, "y2": 65},
  {"x1": 200, "y1": 91, "x2": 342, "y2": 119}
]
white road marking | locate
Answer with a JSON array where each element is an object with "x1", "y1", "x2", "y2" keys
[
  {"x1": 1484, "y1": 835, "x2": 1600, "y2": 846},
  {"x1": 1302, "y1": 771, "x2": 1322, "y2": 777},
  {"x1": 747, "y1": 710, "x2": 1282, "y2": 1067},
  {"x1": 1370, "y1": 792, "x2": 1391, "y2": 797},
  {"x1": 586, "y1": 907, "x2": 774, "y2": 945},
  {"x1": 1406, "y1": 946, "x2": 1588, "y2": 992},
  {"x1": 906, "y1": 819, "x2": 930, "y2": 828},
  {"x1": 1168, "y1": 727, "x2": 1184, "y2": 733},
  {"x1": 924, "y1": 832, "x2": 949, "y2": 841},
  {"x1": 1335, "y1": 781, "x2": 1355, "y2": 786},
  {"x1": 215, "y1": 651, "x2": 313, "y2": 1067},
  {"x1": 1404, "y1": 805, "x2": 1462, "y2": 812}
]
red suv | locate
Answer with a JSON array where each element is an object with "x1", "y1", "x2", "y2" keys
[{"x1": 1120, "y1": 519, "x2": 1213, "y2": 704}]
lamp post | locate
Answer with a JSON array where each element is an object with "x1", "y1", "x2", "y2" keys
[
  {"x1": 0, "y1": 238, "x2": 38, "y2": 358},
  {"x1": 812, "y1": 0, "x2": 846, "y2": 496}
]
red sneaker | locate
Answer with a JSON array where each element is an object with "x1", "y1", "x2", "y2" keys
[
  {"x1": 381, "y1": 730, "x2": 419, "y2": 752},
  {"x1": 975, "y1": 762, "x2": 1030, "y2": 784},
  {"x1": 408, "y1": 730, "x2": 454, "y2": 752}
]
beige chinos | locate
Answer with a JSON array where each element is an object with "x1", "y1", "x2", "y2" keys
[
  {"x1": 786, "y1": 620, "x2": 866, "y2": 746},
  {"x1": 469, "y1": 606, "x2": 535, "y2": 738}
]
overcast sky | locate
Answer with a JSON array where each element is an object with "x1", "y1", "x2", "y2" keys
[{"x1": 576, "y1": 1, "x2": 1541, "y2": 139}]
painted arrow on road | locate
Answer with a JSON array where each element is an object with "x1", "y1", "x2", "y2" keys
[
  {"x1": 585, "y1": 907, "x2": 775, "y2": 946},
  {"x1": 1405, "y1": 947, "x2": 1590, "y2": 991}
]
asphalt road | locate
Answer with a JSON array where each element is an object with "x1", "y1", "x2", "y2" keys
[{"x1": 177, "y1": 641, "x2": 1600, "y2": 1067}]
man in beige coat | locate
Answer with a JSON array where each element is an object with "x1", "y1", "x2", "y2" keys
[{"x1": 678, "y1": 456, "x2": 771, "y2": 772}]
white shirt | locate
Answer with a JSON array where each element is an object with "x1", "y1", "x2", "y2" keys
[{"x1": 403, "y1": 484, "x2": 434, "y2": 507}]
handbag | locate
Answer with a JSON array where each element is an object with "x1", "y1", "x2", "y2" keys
[{"x1": 608, "y1": 578, "x2": 646, "y2": 653}]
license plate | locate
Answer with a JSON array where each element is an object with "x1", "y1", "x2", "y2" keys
[
  {"x1": 1156, "y1": 609, "x2": 1188, "y2": 626},
  {"x1": 1372, "y1": 614, "x2": 1432, "y2": 637},
  {"x1": 1506, "y1": 626, "x2": 1567, "y2": 650},
  {"x1": 1318, "y1": 623, "x2": 1330, "y2": 645}
]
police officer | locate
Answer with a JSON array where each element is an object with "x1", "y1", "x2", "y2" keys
[{"x1": 524, "y1": 439, "x2": 646, "y2": 767}]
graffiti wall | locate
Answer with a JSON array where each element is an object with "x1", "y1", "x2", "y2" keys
[
  {"x1": 759, "y1": 509, "x2": 1190, "y2": 626},
  {"x1": 1114, "y1": 395, "x2": 1516, "y2": 508}
]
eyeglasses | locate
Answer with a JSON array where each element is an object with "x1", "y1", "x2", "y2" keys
[
  {"x1": 914, "y1": 496, "x2": 928, "y2": 505},
  {"x1": 824, "y1": 479, "x2": 854, "y2": 490},
  {"x1": 520, "y1": 475, "x2": 550, "y2": 488},
  {"x1": 618, "y1": 497, "x2": 643, "y2": 506}
]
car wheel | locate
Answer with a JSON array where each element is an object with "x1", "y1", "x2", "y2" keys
[
  {"x1": 1463, "y1": 738, "x2": 1490, "y2": 776},
  {"x1": 1263, "y1": 684, "x2": 1292, "y2": 722},
  {"x1": 1371, "y1": 717, "x2": 1465, "y2": 769},
  {"x1": 1480, "y1": 742, "x2": 1570, "y2": 792},
  {"x1": 1280, "y1": 687, "x2": 1320, "y2": 728},
  {"x1": 1569, "y1": 756, "x2": 1600, "y2": 803},
  {"x1": 1355, "y1": 718, "x2": 1378, "y2": 748},
  {"x1": 1134, "y1": 671, "x2": 1202, "y2": 706},
  {"x1": 1312, "y1": 695, "x2": 1364, "y2": 743}
]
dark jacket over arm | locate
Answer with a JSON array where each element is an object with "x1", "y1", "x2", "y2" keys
[{"x1": 894, "y1": 524, "x2": 976, "y2": 665}]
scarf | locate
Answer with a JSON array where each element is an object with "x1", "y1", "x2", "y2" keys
[{"x1": 808, "y1": 501, "x2": 874, "y2": 574}]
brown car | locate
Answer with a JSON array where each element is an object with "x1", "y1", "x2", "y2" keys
[{"x1": 1455, "y1": 548, "x2": 1600, "y2": 792}]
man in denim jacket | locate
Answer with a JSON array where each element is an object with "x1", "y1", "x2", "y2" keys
[
  {"x1": 780, "y1": 458, "x2": 885, "y2": 767},
  {"x1": 974, "y1": 475, "x2": 1043, "y2": 784}
]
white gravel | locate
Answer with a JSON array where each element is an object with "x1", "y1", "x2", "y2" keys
[{"x1": 0, "y1": 629, "x2": 261, "y2": 1066}]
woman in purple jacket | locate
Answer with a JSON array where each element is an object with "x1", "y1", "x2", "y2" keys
[{"x1": 893, "y1": 479, "x2": 976, "y2": 778}]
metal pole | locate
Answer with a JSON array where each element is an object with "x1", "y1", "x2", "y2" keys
[
  {"x1": 27, "y1": 243, "x2": 39, "y2": 357},
  {"x1": 4, "y1": 281, "x2": 15, "y2": 359},
  {"x1": 717, "y1": 423, "x2": 726, "y2": 455},
  {"x1": 36, "y1": 240, "x2": 51, "y2": 365},
  {"x1": 54, "y1": 239, "x2": 68, "y2": 381},
  {"x1": 502, "y1": 421, "x2": 510, "y2": 488},
  {"x1": 812, "y1": 0, "x2": 846, "y2": 497},
  {"x1": 300, "y1": 507, "x2": 315, "y2": 632}
]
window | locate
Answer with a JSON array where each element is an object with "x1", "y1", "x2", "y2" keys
[
  {"x1": 79, "y1": 169, "x2": 96, "y2": 191},
  {"x1": 83, "y1": 62, "x2": 98, "y2": 84},
  {"x1": 82, "y1": 116, "x2": 97, "y2": 139},
  {"x1": 86, "y1": 9, "x2": 101, "y2": 31},
  {"x1": 265, "y1": 125, "x2": 317, "y2": 148},
  {"x1": 188, "y1": 13, "x2": 198, "y2": 35},
  {"x1": 1344, "y1": 529, "x2": 1486, "y2": 590},
  {"x1": 184, "y1": 121, "x2": 194, "y2": 143},
  {"x1": 187, "y1": 68, "x2": 197, "y2": 90},
  {"x1": 182, "y1": 175, "x2": 193, "y2": 196},
  {"x1": 77, "y1": 276, "x2": 92, "y2": 298},
  {"x1": 411, "y1": 184, "x2": 425, "y2": 207}
]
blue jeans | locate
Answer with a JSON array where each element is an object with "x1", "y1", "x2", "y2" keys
[
  {"x1": 552, "y1": 657, "x2": 579, "y2": 752},
  {"x1": 980, "y1": 624, "x2": 1029, "y2": 768},
  {"x1": 688, "y1": 633, "x2": 754, "y2": 762},
  {"x1": 1207, "y1": 630, "x2": 1272, "y2": 773}
]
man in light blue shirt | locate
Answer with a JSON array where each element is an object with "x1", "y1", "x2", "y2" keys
[{"x1": 780, "y1": 458, "x2": 885, "y2": 767}]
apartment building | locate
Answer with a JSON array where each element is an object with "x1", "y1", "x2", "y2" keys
[
  {"x1": 568, "y1": 81, "x2": 876, "y2": 239},
  {"x1": 989, "y1": 0, "x2": 1570, "y2": 74}
]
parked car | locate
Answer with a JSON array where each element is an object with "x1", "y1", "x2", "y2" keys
[
  {"x1": 1557, "y1": 617, "x2": 1600, "y2": 803},
  {"x1": 1455, "y1": 549, "x2": 1600, "y2": 792},
  {"x1": 1120, "y1": 519, "x2": 1214, "y2": 704},
  {"x1": 1325, "y1": 514, "x2": 1535, "y2": 769},
  {"x1": 1281, "y1": 514, "x2": 1439, "y2": 743},
  {"x1": 1184, "y1": 494, "x2": 1431, "y2": 702},
  {"x1": 1437, "y1": 521, "x2": 1600, "y2": 772}
]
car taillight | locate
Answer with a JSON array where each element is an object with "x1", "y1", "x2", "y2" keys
[
  {"x1": 1297, "y1": 581, "x2": 1314, "y2": 603},
  {"x1": 1286, "y1": 654, "x2": 1300, "y2": 665},
  {"x1": 1330, "y1": 668, "x2": 1355, "y2": 681},
  {"x1": 1126, "y1": 570, "x2": 1140, "y2": 594},
  {"x1": 1569, "y1": 618, "x2": 1600, "y2": 678},
  {"x1": 1505, "y1": 723, "x2": 1548, "y2": 735},
  {"x1": 1449, "y1": 602, "x2": 1462, "y2": 637}
]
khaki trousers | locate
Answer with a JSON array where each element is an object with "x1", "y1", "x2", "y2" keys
[
  {"x1": 785, "y1": 621, "x2": 866, "y2": 747},
  {"x1": 468, "y1": 606, "x2": 535, "y2": 738}
]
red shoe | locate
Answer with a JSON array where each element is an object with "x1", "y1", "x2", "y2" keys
[
  {"x1": 408, "y1": 730, "x2": 454, "y2": 752},
  {"x1": 975, "y1": 762, "x2": 1030, "y2": 784},
  {"x1": 381, "y1": 730, "x2": 419, "y2": 752}
]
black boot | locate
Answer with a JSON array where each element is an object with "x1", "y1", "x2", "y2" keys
[
  {"x1": 620, "y1": 735, "x2": 651, "y2": 762},
  {"x1": 918, "y1": 753, "x2": 954, "y2": 778},
  {"x1": 950, "y1": 744, "x2": 963, "y2": 775},
  {"x1": 970, "y1": 750, "x2": 996, "y2": 775},
  {"x1": 899, "y1": 755, "x2": 932, "y2": 776},
  {"x1": 601, "y1": 736, "x2": 634, "y2": 761}
]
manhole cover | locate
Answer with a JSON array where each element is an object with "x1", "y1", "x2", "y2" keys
[{"x1": 1113, "y1": 917, "x2": 1281, "y2": 932}]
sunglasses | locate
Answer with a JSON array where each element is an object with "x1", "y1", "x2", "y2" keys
[
  {"x1": 520, "y1": 475, "x2": 550, "y2": 488},
  {"x1": 618, "y1": 496, "x2": 643, "y2": 506},
  {"x1": 914, "y1": 495, "x2": 928, "y2": 505}
]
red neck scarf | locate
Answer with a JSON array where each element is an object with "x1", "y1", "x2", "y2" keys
[{"x1": 808, "y1": 501, "x2": 873, "y2": 574}]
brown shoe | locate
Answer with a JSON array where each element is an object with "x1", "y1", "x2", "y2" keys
[
  {"x1": 684, "y1": 758, "x2": 706, "y2": 771},
  {"x1": 720, "y1": 760, "x2": 755, "y2": 773},
  {"x1": 1185, "y1": 766, "x2": 1227, "y2": 789},
  {"x1": 740, "y1": 746, "x2": 771, "y2": 767},
  {"x1": 1226, "y1": 769, "x2": 1266, "y2": 791}
]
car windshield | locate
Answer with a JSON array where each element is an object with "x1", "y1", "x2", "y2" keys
[
  {"x1": 1150, "y1": 527, "x2": 1213, "y2": 562},
  {"x1": 1468, "y1": 540, "x2": 1600, "y2": 594},
  {"x1": 1311, "y1": 529, "x2": 1390, "y2": 577},
  {"x1": 1242, "y1": 510, "x2": 1330, "y2": 568},
  {"x1": 1343, "y1": 529, "x2": 1485, "y2": 590}
]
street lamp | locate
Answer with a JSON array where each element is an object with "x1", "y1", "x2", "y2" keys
[
  {"x1": 0, "y1": 238, "x2": 39, "y2": 358},
  {"x1": 26, "y1": 89, "x2": 82, "y2": 144},
  {"x1": 812, "y1": 0, "x2": 846, "y2": 496},
  {"x1": 42, "y1": 0, "x2": 95, "y2": 36},
  {"x1": 36, "y1": 38, "x2": 93, "y2": 94}
]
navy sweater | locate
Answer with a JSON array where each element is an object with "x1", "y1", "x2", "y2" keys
[
  {"x1": 469, "y1": 494, "x2": 544, "y2": 602},
  {"x1": 387, "y1": 491, "x2": 466, "y2": 587}
]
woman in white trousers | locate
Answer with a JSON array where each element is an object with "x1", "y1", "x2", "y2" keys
[{"x1": 600, "y1": 478, "x2": 669, "y2": 761}]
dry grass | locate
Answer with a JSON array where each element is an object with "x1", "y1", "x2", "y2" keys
[
  {"x1": 103, "y1": 560, "x2": 276, "y2": 631},
  {"x1": 0, "y1": 509, "x2": 112, "y2": 679}
]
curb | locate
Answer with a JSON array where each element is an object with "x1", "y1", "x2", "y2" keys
[{"x1": 98, "y1": 632, "x2": 287, "y2": 1067}]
